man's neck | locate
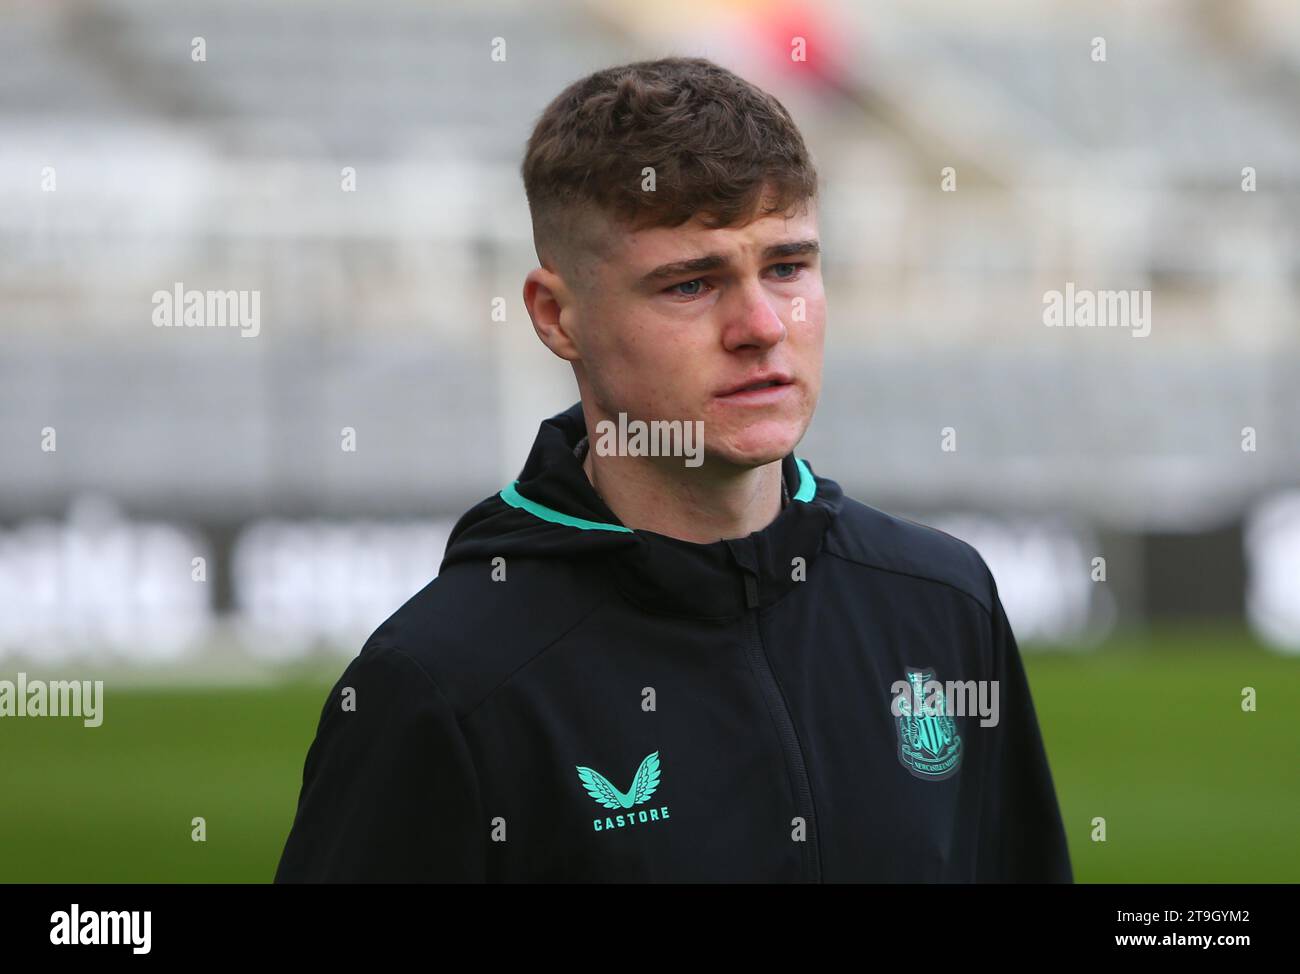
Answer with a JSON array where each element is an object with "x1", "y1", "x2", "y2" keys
[{"x1": 581, "y1": 443, "x2": 785, "y2": 543}]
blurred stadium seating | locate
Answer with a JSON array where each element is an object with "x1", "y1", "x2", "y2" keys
[{"x1": 1, "y1": 0, "x2": 1297, "y2": 668}]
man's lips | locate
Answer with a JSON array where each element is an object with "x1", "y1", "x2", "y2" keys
[{"x1": 715, "y1": 373, "x2": 795, "y2": 397}]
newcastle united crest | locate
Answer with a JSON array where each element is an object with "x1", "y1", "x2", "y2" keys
[{"x1": 892, "y1": 667, "x2": 963, "y2": 780}]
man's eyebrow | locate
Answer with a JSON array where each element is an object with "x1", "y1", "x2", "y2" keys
[
  {"x1": 638, "y1": 239, "x2": 820, "y2": 286},
  {"x1": 764, "y1": 239, "x2": 820, "y2": 261}
]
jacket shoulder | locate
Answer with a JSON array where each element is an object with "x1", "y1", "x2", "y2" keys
[
  {"x1": 824, "y1": 495, "x2": 994, "y2": 616},
  {"x1": 358, "y1": 558, "x2": 612, "y2": 716}
]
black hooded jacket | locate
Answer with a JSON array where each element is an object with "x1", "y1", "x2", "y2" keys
[{"x1": 275, "y1": 401, "x2": 1073, "y2": 883}]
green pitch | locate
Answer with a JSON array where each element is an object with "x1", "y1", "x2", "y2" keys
[
  {"x1": 2, "y1": 625, "x2": 1296, "y2": 883},
  {"x1": 1027, "y1": 625, "x2": 1299, "y2": 883}
]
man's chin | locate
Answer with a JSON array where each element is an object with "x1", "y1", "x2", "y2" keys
[
  {"x1": 703, "y1": 428, "x2": 804, "y2": 470},
  {"x1": 703, "y1": 398, "x2": 809, "y2": 456}
]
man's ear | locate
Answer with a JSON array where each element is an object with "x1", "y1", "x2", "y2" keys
[{"x1": 522, "y1": 266, "x2": 582, "y2": 362}]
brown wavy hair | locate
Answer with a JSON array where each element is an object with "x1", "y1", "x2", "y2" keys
[{"x1": 521, "y1": 56, "x2": 818, "y2": 283}]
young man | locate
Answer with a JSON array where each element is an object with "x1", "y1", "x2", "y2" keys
[{"x1": 275, "y1": 57, "x2": 1073, "y2": 883}]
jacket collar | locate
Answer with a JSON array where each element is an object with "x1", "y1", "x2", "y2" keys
[{"x1": 498, "y1": 402, "x2": 842, "y2": 620}]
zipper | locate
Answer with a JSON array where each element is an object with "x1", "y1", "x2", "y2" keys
[{"x1": 739, "y1": 568, "x2": 823, "y2": 883}]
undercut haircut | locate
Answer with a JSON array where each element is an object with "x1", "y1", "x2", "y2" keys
[{"x1": 520, "y1": 56, "x2": 819, "y2": 288}]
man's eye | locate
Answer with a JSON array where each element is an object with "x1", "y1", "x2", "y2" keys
[{"x1": 667, "y1": 264, "x2": 803, "y2": 298}]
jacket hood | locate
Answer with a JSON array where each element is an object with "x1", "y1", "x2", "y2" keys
[{"x1": 441, "y1": 401, "x2": 843, "y2": 619}]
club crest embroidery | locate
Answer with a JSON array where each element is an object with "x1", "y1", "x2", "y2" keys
[{"x1": 892, "y1": 668, "x2": 962, "y2": 780}]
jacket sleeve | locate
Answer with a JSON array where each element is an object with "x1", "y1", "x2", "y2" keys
[
  {"x1": 274, "y1": 642, "x2": 487, "y2": 882},
  {"x1": 975, "y1": 570, "x2": 1074, "y2": 883}
]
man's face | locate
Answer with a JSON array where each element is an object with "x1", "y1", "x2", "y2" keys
[{"x1": 566, "y1": 196, "x2": 825, "y2": 471}]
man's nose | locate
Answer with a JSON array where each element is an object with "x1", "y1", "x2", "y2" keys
[{"x1": 723, "y1": 281, "x2": 788, "y2": 350}]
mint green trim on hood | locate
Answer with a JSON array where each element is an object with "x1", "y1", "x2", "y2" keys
[
  {"x1": 793, "y1": 457, "x2": 816, "y2": 503},
  {"x1": 498, "y1": 456, "x2": 817, "y2": 532},
  {"x1": 499, "y1": 481, "x2": 634, "y2": 533}
]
